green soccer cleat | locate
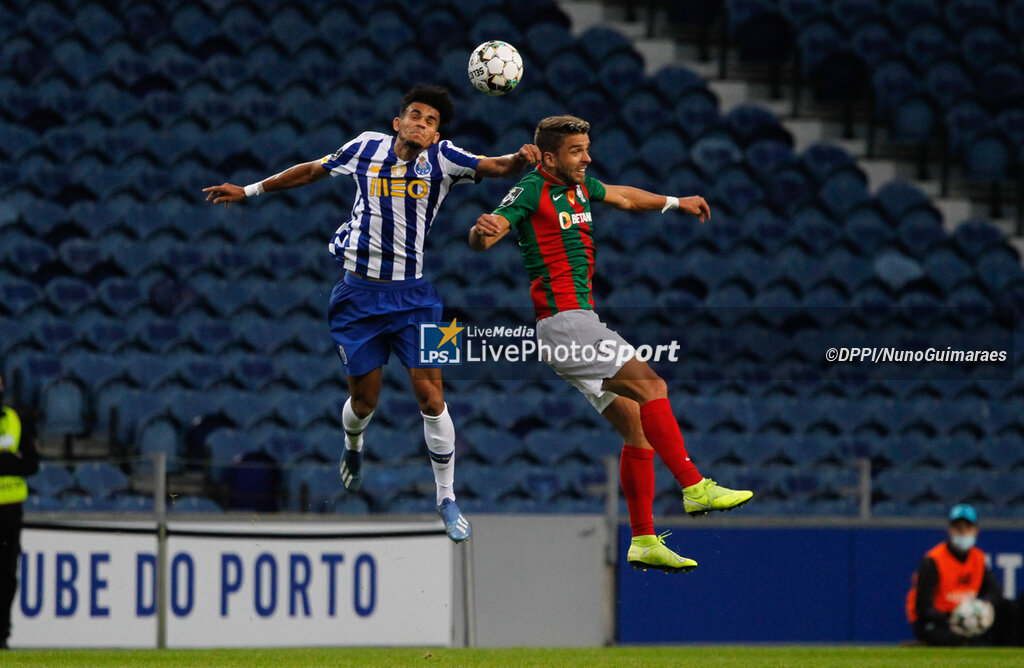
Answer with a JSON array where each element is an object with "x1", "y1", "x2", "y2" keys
[
  {"x1": 682, "y1": 477, "x2": 753, "y2": 517},
  {"x1": 627, "y1": 532, "x2": 697, "y2": 573}
]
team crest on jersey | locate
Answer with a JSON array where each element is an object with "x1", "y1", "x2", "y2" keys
[
  {"x1": 576, "y1": 185, "x2": 587, "y2": 203},
  {"x1": 500, "y1": 187, "x2": 523, "y2": 207},
  {"x1": 414, "y1": 153, "x2": 432, "y2": 177}
]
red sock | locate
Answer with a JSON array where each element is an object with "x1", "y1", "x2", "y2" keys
[
  {"x1": 639, "y1": 398, "x2": 704, "y2": 488},
  {"x1": 620, "y1": 445, "x2": 655, "y2": 537}
]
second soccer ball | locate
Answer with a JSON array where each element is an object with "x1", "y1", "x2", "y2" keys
[{"x1": 468, "y1": 40, "x2": 523, "y2": 96}]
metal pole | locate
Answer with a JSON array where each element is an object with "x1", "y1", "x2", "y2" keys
[
  {"x1": 858, "y1": 457, "x2": 871, "y2": 521},
  {"x1": 154, "y1": 452, "x2": 167, "y2": 649},
  {"x1": 462, "y1": 540, "x2": 476, "y2": 648},
  {"x1": 603, "y1": 455, "x2": 619, "y2": 646}
]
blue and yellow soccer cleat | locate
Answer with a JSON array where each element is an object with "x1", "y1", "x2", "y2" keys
[
  {"x1": 682, "y1": 477, "x2": 753, "y2": 517},
  {"x1": 627, "y1": 532, "x2": 697, "y2": 573},
  {"x1": 437, "y1": 498, "x2": 471, "y2": 542},
  {"x1": 339, "y1": 448, "x2": 363, "y2": 492}
]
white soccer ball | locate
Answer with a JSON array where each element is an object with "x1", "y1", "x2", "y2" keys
[
  {"x1": 949, "y1": 598, "x2": 995, "y2": 638},
  {"x1": 468, "y1": 40, "x2": 523, "y2": 96}
]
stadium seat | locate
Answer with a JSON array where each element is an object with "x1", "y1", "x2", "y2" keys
[
  {"x1": 962, "y1": 129, "x2": 1012, "y2": 185},
  {"x1": 896, "y1": 205, "x2": 945, "y2": 258},
  {"x1": 713, "y1": 166, "x2": 765, "y2": 216},
  {"x1": 169, "y1": 495, "x2": 222, "y2": 513},
  {"x1": 944, "y1": 0, "x2": 1002, "y2": 35},
  {"x1": 673, "y1": 90, "x2": 722, "y2": 143},
  {"x1": 870, "y1": 58, "x2": 923, "y2": 122},
  {"x1": 135, "y1": 415, "x2": 183, "y2": 473},
  {"x1": 849, "y1": 20, "x2": 900, "y2": 71},
  {"x1": 39, "y1": 376, "x2": 89, "y2": 438},
  {"x1": 75, "y1": 461, "x2": 130, "y2": 499},
  {"x1": 690, "y1": 135, "x2": 743, "y2": 177},
  {"x1": 27, "y1": 462, "x2": 75, "y2": 498},
  {"x1": 976, "y1": 247, "x2": 1024, "y2": 294},
  {"x1": 952, "y1": 218, "x2": 1005, "y2": 260},
  {"x1": 873, "y1": 252, "x2": 924, "y2": 292}
]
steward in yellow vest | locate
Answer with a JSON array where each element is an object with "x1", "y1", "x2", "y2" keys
[{"x1": 0, "y1": 376, "x2": 40, "y2": 649}]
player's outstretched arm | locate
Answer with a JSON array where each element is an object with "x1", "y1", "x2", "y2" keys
[
  {"x1": 602, "y1": 184, "x2": 710, "y2": 222},
  {"x1": 469, "y1": 213, "x2": 511, "y2": 251},
  {"x1": 475, "y1": 144, "x2": 541, "y2": 178},
  {"x1": 202, "y1": 160, "x2": 330, "y2": 207}
]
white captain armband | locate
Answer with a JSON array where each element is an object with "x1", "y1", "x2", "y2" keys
[
  {"x1": 661, "y1": 196, "x2": 679, "y2": 213},
  {"x1": 244, "y1": 181, "x2": 265, "y2": 198}
]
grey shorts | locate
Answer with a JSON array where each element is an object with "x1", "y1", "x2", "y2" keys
[{"x1": 535, "y1": 309, "x2": 635, "y2": 414}]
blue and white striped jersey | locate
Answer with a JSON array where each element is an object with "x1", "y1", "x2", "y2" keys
[{"x1": 322, "y1": 131, "x2": 481, "y2": 280}]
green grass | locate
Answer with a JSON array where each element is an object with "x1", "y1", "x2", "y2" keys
[{"x1": 8, "y1": 646, "x2": 1024, "y2": 668}]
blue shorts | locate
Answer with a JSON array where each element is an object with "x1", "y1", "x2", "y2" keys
[{"x1": 327, "y1": 273, "x2": 443, "y2": 377}]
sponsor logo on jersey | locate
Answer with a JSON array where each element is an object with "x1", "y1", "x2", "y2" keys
[
  {"x1": 337, "y1": 345, "x2": 348, "y2": 365},
  {"x1": 559, "y1": 210, "x2": 592, "y2": 229},
  {"x1": 369, "y1": 177, "x2": 428, "y2": 198},
  {"x1": 500, "y1": 186, "x2": 523, "y2": 207}
]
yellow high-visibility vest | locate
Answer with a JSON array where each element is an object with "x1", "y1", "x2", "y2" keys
[{"x1": 0, "y1": 407, "x2": 28, "y2": 505}]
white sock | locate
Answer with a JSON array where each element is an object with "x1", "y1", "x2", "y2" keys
[
  {"x1": 342, "y1": 397, "x2": 373, "y2": 452},
  {"x1": 423, "y1": 404, "x2": 456, "y2": 504}
]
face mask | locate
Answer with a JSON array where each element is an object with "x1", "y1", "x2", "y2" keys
[{"x1": 951, "y1": 533, "x2": 976, "y2": 552}]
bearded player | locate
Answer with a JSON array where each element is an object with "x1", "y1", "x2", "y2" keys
[
  {"x1": 205, "y1": 85, "x2": 540, "y2": 542},
  {"x1": 469, "y1": 115, "x2": 753, "y2": 571}
]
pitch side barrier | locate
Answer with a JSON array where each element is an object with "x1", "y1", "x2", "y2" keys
[{"x1": 12, "y1": 455, "x2": 469, "y2": 649}]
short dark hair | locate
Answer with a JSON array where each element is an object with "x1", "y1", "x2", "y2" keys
[
  {"x1": 399, "y1": 85, "x2": 454, "y2": 128},
  {"x1": 534, "y1": 115, "x2": 591, "y2": 154}
]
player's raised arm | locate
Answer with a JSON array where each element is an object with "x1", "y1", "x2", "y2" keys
[
  {"x1": 475, "y1": 144, "x2": 541, "y2": 178},
  {"x1": 601, "y1": 184, "x2": 711, "y2": 222},
  {"x1": 202, "y1": 160, "x2": 330, "y2": 207},
  {"x1": 469, "y1": 213, "x2": 511, "y2": 251}
]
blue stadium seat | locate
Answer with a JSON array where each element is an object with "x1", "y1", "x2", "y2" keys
[
  {"x1": 945, "y1": 102, "x2": 994, "y2": 162},
  {"x1": 650, "y1": 64, "x2": 706, "y2": 105},
  {"x1": 873, "y1": 252, "x2": 924, "y2": 292},
  {"x1": 952, "y1": 218, "x2": 1005, "y2": 260},
  {"x1": 690, "y1": 135, "x2": 743, "y2": 177},
  {"x1": 96, "y1": 277, "x2": 145, "y2": 317},
  {"x1": 1, "y1": 277, "x2": 44, "y2": 317},
  {"x1": 169, "y1": 495, "x2": 222, "y2": 513},
  {"x1": 896, "y1": 205, "x2": 945, "y2": 258},
  {"x1": 849, "y1": 20, "x2": 900, "y2": 70},
  {"x1": 75, "y1": 3, "x2": 122, "y2": 47},
  {"x1": 112, "y1": 494, "x2": 155, "y2": 512},
  {"x1": 75, "y1": 462, "x2": 130, "y2": 499},
  {"x1": 819, "y1": 167, "x2": 870, "y2": 218},
  {"x1": 39, "y1": 376, "x2": 89, "y2": 437},
  {"x1": 673, "y1": 89, "x2": 721, "y2": 142},
  {"x1": 713, "y1": 166, "x2": 765, "y2": 215},
  {"x1": 469, "y1": 12, "x2": 524, "y2": 50},
  {"x1": 799, "y1": 143, "x2": 856, "y2": 184},
  {"x1": 621, "y1": 91, "x2": 671, "y2": 142},
  {"x1": 136, "y1": 415, "x2": 183, "y2": 473},
  {"x1": 763, "y1": 165, "x2": 814, "y2": 217},
  {"x1": 944, "y1": 0, "x2": 1002, "y2": 35},
  {"x1": 870, "y1": 58, "x2": 922, "y2": 122},
  {"x1": 962, "y1": 129, "x2": 1012, "y2": 185},
  {"x1": 923, "y1": 247, "x2": 973, "y2": 293},
  {"x1": 976, "y1": 247, "x2": 1024, "y2": 294},
  {"x1": 831, "y1": 0, "x2": 882, "y2": 30},
  {"x1": 904, "y1": 22, "x2": 956, "y2": 72},
  {"x1": 578, "y1": 25, "x2": 636, "y2": 64},
  {"x1": 27, "y1": 462, "x2": 75, "y2": 498},
  {"x1": 27, "y1": 313, "x2": 78, "y2": 353},
  {"x1": 791, "y1": 205, "x2": 841, "y2": 254}
]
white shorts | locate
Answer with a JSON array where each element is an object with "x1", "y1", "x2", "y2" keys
[{"x1": 535, "y1": 309, "x2": 635, "y2": 414}]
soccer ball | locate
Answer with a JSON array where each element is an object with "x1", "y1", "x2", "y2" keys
[
  {"x1": 949, "y1": 598, "x2": 995, "y2": 637},
  {"x1": 468, "y1": 40, "x2": 523, "y2": 96}
]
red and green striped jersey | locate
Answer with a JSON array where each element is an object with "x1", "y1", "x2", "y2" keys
[{"x1": 493, "y1": 167, "x2": 606, "y2": 320}]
